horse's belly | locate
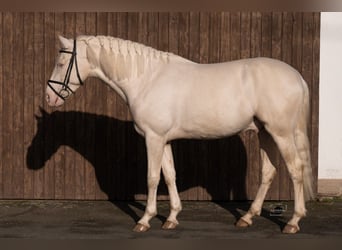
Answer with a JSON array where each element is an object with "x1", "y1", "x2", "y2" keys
[{"x1": 174, "y1": 108, "x2": 254, "y2": 139}]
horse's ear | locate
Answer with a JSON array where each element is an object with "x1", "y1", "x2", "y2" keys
[{"x1": 58, "y1": 35, "x2": 72, "y2": 49}]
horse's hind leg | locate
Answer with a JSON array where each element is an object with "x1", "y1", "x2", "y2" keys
[
  {"x1": 161, "y1": 144, "x2": 182, "y2": 229},
  {"x1": 236, "y1": 130, "x2": 277, "y2": 227},
  {"x1": 268, "y1": 130, "x2": 307, "y2": 234}
]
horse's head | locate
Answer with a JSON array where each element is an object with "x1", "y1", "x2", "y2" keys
[{"x1": 46, "y1": 36, "x2": 91, "y2": 107}]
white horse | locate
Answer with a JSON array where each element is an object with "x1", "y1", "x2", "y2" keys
[{"x1": 46, "y1": 35, "x2": 314, "y2": 234}]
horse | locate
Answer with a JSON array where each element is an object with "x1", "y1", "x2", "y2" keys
[{"x1": 46, "y1": 35, "x2": 314, "y2": 234}]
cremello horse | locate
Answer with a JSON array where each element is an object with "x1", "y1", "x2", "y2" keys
[{"x1": 46, "y1": 35, "x2": 314, "y2": 234}]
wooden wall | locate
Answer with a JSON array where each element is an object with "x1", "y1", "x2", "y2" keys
[{"x1": 0, "y1": 12, "x2": 320, "y2": 200}]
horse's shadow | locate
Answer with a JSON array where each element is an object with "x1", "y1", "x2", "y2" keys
[{"x1": 26, "y1": 109, "x2": 286, "y2": 230}]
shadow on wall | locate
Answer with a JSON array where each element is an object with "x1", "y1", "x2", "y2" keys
[{"x1": 26, "y1": 109, "x2": 248, "y2": 201}]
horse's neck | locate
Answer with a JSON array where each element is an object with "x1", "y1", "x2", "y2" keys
[{"x1": 85, "y1": 36, "x2": 171, "y2": 103}]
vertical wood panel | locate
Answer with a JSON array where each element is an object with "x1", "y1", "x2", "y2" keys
[
  {"x1": 43, "y1": 12, "x2": 55, "y2": 199},
  {"x1": 134, "y1": 12, "x2": 149, "y2": 201},
  {"x1": 12, "y1": 12, "x2": 24, "y2": 198},
  {"x1": 208, "y1": 12, "x2": 221, "y2": 199},
  {"x1": 220, "y1": 12, "x2": 231, "y2": 61},
  {"x1": 280, "y1": 12, "x2": 294, "y2": 200},
  {"x1": 247, "y1": 12, "x2": 262, "y2": 200},
  {"x1": 53, "y1": 12, "x2": 66, "y2": 199},
  {"x1": 64, "y1": 12, "x2": 76, "y2": 200},
  {"x1": 74, "y1": 12, "x2": 87, "y2": 200},
  {"x1": 312, "y1": 12, "x2": 320, "y2": 194},
  {"x1": 95, "y1": 12, "x2": 109, "y2": 201},
  {"x1": 272, "y1": 12, "x2": 288, "y2": 200},
  {"x1": 303, "y1": 12, "x2": 319, "y2": 195},
  {"x1": 198, "y1": 12, "x2": 210, "y2": 200},
  {"x1": 2, "y1": 12, "x2": 14, "y2": 198},
  {"x1": 33, "y1": 12, "x2": 45, "y2": 199},
  {"x1": 230, "y1": 12, "x2": 241, "y2": 60},
  {"x1": 188, "y1": 12, "x2": 200, "y2": 200},
  {"x1": 83, "y1": 12, "x2": 97, "y2": 200},
  {"x1": 0, "y1": 12, "x2": 3, "y2": 197}
]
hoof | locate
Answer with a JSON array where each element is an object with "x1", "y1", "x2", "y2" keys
[
  {"x1": 282, "y1": 224, "x2": 299, "y2": 234},
  {"x1": 133, "y1": 223, "x2": 150, "y2": 233},
  {"x1": 235, "y1": 218, "x2": 250, "y2": 228},
  {"x1": 162, "y1": 220, "x2": 178, "y2": 230}
]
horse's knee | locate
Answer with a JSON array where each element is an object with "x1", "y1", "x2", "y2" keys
[{"x1": 148, "y1": 176, "x2": 160, "y2": 188}]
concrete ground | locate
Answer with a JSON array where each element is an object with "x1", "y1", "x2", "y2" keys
[{"x1": 0, "y1": 199, "x2": 341, "y2": 239}]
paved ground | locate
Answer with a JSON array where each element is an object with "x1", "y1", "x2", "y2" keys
[{"x1": 0, "y1": 199, "x2": 341, "y2": 239}]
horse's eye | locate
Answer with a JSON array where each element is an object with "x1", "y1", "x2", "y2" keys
[{"x1": 57, "y1": 63, "x2": 64, "y2": 67}]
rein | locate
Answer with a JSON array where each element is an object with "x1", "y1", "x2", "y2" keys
[{"x1": 47, "y1": 39, "x2": 83, "y2": 100}]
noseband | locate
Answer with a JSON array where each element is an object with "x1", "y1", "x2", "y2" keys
[{"x1": 47, "y1": 39, "x2": 83, "y2": 100}]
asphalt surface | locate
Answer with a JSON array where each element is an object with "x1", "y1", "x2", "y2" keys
[{"x1": 0, "y1": 199, "x2": 341, "y2": 239}]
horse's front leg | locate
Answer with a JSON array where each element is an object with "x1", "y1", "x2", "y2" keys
[
  {"x1": 133, "y1": 134, "x2": 165, "y2": 232},
  {"x1": 161, "y1": 144, "x2": 182, "y2": 230}
]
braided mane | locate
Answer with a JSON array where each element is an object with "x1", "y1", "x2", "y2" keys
[{"x1": 77, "y1": 35, "x2": 173, "y2": 82}]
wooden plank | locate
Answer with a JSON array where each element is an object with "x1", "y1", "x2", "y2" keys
[
  {"x1": 240, "y1": 12, "x2": 251, "y2": 59},
  {"x1": 0, "y1": 12, "x2": 3, "y2": 197},
  {"x1": 84, "y1": 12, "x2": 97, "y2": 200},
  {"x1": 187, "y1": 12, "x2": 200, "y2": 200},
  {"x1": 1, "y1": 12, "x2": 14, "y2": 198},
  {"x1": 292, "y1": 13, "x2": 303, "y2": 73},
  {"x1": 42, "y1": 12, "x2": 55, "y2": 199},
  {"x1": 208, "y1": 12, "x2": 222, "y2": 200},
  {"x1": 177, "y1": 12, "x2": 191, "y2": 201},
  {"x1": 241, "y1": 12, "x2": 261, "y2": 200},
  {"x1": 74, "y1": 12, "x2": 87, "y2": 200},
  {"x1": 134, "y1": 12, "x2": 149, "y2": 201},
  {"x1": 125, "y1": 12, "x2": 140, "y2": 201},
  {"x1": 147, "y1": 12, "x2": 158, "y2": 49},
  {"x1": 251, "y1": 12, "x2": 262, "y2": 58},
  {"x1": 12, "y1": 12, "x2": 24, "y2": 198},
  {"x1": 168, "y1": 12, "x2": 181, "y2": 200},
  {"x1": 114, "y1": 12, "x2": 129, "y2": 200},
  {"x1": 53, "y1": 12, "x2": 66, "y2": 199},
  {"x1": 220, "y1": 12, "x2": 231, "y2": 62},
  {"x1": 302, "y1": 13, "x2": 316, "y2": 197},
  {"x1": 271, "y1": 12, "x2": 283, "y2": 200},
  {"x1": 282, "y1": 12, "x2": 293, "y2": 65},
  {"x1": 23, "y1": 12, "x2": 35, "y2": 199},
  {"x1": 230, "y1": 12, "x2": 241, "y2": 61},
  {"x1": 240, "y1": 12, "x2": 253, "y2": 200},
  {"x1": 260, "y1": 12, "x2": 277, "y2": 200},
  {"x1": 106, "y1": 12, "x2": 119, "y2": 200},
  {"x1": 312, "y1": 12, "x2": 320, "y2": 195},
  {"x1": 197, "y1": 12, "x2": 210, "y2": 200},
  {"x1": 248, "y1": 11, "x2": 262, "y2": 200},
  {"x1": 291, "y1": 12, "x2": 304, "y2": 200},
  {"x1": 33, "y1": 12, "x2": 45, "y2": 199},
  {"x1": 158, "y1": 12, "x2": 169, "y2": 52},
  {"x1": 63, "y1": 12, "x2": 76, "y2": 199},
  {"x1": 279, "y1": 12, "x2": 294, "y2": 200},
  {"x1": 261, "y1": 12, "x2": 272, "y2": 58},
  {"x1": 168, "y1": 12, "x2": 179, "y2": 55},
  {"x1": 95, "y1": 12, "x2": 109, "y2": 200}
]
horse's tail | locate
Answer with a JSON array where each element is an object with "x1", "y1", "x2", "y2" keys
[{"x1": 294, "y1": 78, "x2": 315, "y2": 201}]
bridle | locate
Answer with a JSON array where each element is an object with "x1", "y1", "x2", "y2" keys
[{"x1": 47, "y1": 39, "x2": 83, "y2": 100}]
